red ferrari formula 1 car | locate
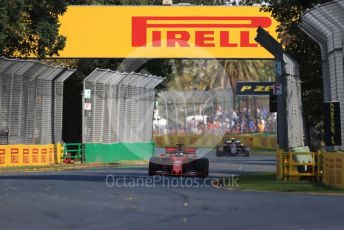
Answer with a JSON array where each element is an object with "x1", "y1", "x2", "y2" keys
[{"x1": 148, "y1": 144, "x2": 209, "y2": 178}]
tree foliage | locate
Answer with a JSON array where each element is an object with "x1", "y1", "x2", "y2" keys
[
  {"x1": 0, "y1": 0, "x2": 68, "y2": 58},
  {"x1": 168, "y1": 60, "x2": 274, "y2": 93},
  {"x1": 67, "y1": 0, "x2": 231, "y2": 5}
]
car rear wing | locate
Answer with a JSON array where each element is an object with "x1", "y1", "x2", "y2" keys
[{"x1": 165, "y1": 147, "x2": 197, "y2": 154}]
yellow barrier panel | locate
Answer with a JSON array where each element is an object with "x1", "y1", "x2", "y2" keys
[
  {"x1": 0, "y1": 146, "x2": 10, "y2": 167},
  {"x1": 22, "y1": 145, "x2": 32, "y2": 165},
  {"x1": 153, "y1": 134, "x2": 276, "y2": 150},
  {"x1": 276, "y1": 148, "x2": 284, "y2": 180},
  {"x1": 41, "y1": 145, "x2": 48, "y2": 165},
  {"x1": 0, "y1": 144, "x2": 56, "y2": 168},
  {"x1": 252, "y1": 136, "x2": 261, "y2": 148},
  {"x1": 276, "y1": 149, "x2": 321, "y2": 181},
  {"x1": 32, "y1": 145, "x2": 40, "y2": 165},
  {"x1": 55, "y1": 143, "x2": 64, "y2": 164},
  {"x1": 322, "y1": 152, "x2": 344, "y2": 189},
  {"x1": 10, "y1": 145, "x2": 22, "y2": 166},
  {"x1": 271, "y1": 138, "x2": 277, "y2": 149},
  {"x1": 47, "y1": 144, "x2": 55, "y2": 164}
]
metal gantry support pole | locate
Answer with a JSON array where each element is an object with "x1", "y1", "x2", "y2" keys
[{"x1": 255, "y1": 26, "x2": 289, "y2": 150}]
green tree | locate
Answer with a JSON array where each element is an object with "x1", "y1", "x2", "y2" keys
[
  {"x1": 67, "y1": 0, "x2": 121, "y2": 4},
  {"x1": 0, "y1": 0, "x2": 67, "y2": 58},
  {"x1": 168, "y1": 60, "x2": 273, "y2": 91},
  {"x1": 222, "y1": 60, "x2": 274, "y2": 92},
  {"x1": 68, "y1": 0, "x2": 229, "y2": 5},
  {"x1": 172, "y1": 0, "x2": 223, "y2": 5}
]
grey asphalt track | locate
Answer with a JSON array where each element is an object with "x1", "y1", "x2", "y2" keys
[{"x1": 0, "y1": 150, "x2": 344, "y2": 230}]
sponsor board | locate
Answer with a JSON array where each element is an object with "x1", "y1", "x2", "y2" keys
[
  {"x1": 57, "y1": 6, "x2": 278, "y2": 58},
  {"x1": 324, "y1": 102, "x2": 342, "y2": 146},
  {"x1": 236, "y1": 82, "x2": 274, "y2": 96},
  {"x1": 0, "y1": 149, "x2": 5, "y2": 165},
  {"x1": 11, "y1": 148, "x2": 19, "y2": 164}
]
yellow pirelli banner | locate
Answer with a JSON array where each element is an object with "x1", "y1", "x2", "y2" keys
[{"x1": 58, "y1": 6, "x2": 279, "y2": 58}]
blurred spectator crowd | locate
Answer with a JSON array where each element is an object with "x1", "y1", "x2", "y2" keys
[{"x1": 153, "y1": 106, "x2": 277, "y2": 135}]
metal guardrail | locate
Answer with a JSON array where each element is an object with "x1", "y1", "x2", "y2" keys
[{"x1": 63, "y1": 143, "x2": 84, "y2": 162}]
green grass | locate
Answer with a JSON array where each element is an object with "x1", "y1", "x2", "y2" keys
[
  {"x1": 250, "y1": 149, "x2": 276, "y2": 155},
  {"x1": 232, "y1": 173, "x2": 344, "y2": 194}
]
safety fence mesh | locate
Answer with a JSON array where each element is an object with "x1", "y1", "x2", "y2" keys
[
  {"x1": 154, "y1": 89, "x2": 277, "y2": 135},
  {"x1": 300, "y1": 1, "x2": 344, "y2": 149},
  {"x1": 0, "y1": 57, "x2": 75, "y2": 144},
  {"x1": 82, "y1": 69, "x2": 164, "y2": 144}
]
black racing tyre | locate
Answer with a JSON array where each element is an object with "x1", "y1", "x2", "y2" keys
[
  {"x1": 236, "y1": 148, "x2": 243, "y2": 155},
  {"x1": 195, "y1": 158, "x2": 209, "y2": 178},
  {"x1": 148, "y1": 158, "x2": 160, "y2": 176}
]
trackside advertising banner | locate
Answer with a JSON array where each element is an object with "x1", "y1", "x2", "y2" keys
[
  {"x1": 236, "y1": 82, "x2": 274, "y2": 96},
  {"x1": 57, "y1": 6, "x2": 279, "y2": 58},
  {"x1": 324, "y1": 102, "x2": 342, "y2": 146}
]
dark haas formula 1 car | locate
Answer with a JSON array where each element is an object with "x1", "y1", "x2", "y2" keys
[
  {"x1": 149, "y1": 144, "x2": 209, "y2": 177},
  {"x1": 216, "y1": 138, "x2": 250, "y2": 157}
]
